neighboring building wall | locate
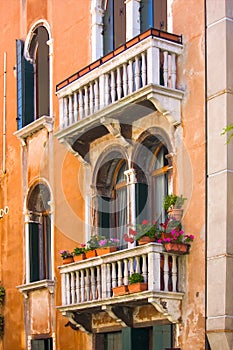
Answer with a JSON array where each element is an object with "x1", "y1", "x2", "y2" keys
[
  {"x1": 207, "y1": 1, "x2": 233, "y2": 349},
  {"x1": 0, "y1": 0, "x2": 207, "y2": 350}
]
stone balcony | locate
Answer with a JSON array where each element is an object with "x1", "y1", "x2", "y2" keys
[
  {"x1": 58, "y1": 243, "x2": 185, "y2": 333},
  {"x1": 55, "y1": 29, "x2": 184, "y2": 162}
]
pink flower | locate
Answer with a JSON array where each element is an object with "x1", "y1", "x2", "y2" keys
[
  {"x1": 129, "y1": 228, "x2": 137, "y2": 236},
  {"x1": 141, "y1": 219, "x2": 149, "y2": 225}
]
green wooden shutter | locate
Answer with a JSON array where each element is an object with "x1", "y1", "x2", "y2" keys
[
  {"x1": 29, "y1": 223, "x2": 40, "y2": 282},
  {"x1": 31, "y1": 338, "x2": 53, "y2": 350},
  {"x1": 46, "y1": 216, "x2": 52, "y2": 280},
  {"x1": 122, "y1": 328, "x2": 131, "y2": 350},
  {"x1": 132, "y1": 328, "x2": 149, "y2": 350},
  {"x1": 153, "y1": 324, "x2": 173, "y2": 350},
  {"x1": 16, "y1": 39, "x2": 34, "y2": 129}
]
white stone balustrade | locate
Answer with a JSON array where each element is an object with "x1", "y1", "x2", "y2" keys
[
  {"x1": 59, "y1": 243, "x2": 185, "y2": 307},
  {"x1": 57, "y1": 32, "x2": 183, "y2": 130}
]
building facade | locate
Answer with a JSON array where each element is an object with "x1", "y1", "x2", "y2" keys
[{"x1": 0, "y1": 0, "x2": 231, "y2": 349}]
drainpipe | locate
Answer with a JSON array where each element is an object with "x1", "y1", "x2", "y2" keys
[
  {"x1": 204, "y1": 1, "x2": 210, "y2": 349},
  {"x1": 2, "y1": 52, "x2": 6, "y2": 174}
]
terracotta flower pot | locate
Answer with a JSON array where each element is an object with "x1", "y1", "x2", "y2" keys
[
  {"x1": 73, "y1": 253, "x2": 86, "y2": 262},
  {"x1": 164, "y1": 242, "x2": 189, "y2": 254},
  {"x1": 85, "y1": 250, "x2": 97, "y2": 259},
  {"x1": 112, "y1": 285, "x2": 129, "y2": 296},
  {"x1": 138, "y1": 236, "x2": 156, "y2": 245},
  {"x1": 96, "y1": 246, "x2": 117, "y2": 256},
  {"x1": 62, "y1": 257, "x2": 74, "y2": 265},
  {"x1": 128, "y1": 282, "x2": 148, "y2": 293}
]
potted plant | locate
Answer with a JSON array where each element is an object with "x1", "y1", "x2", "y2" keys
[
  {"x1": 158, "y1": 228, "x2": 194, "y2": 254},
  {"x1": 123, "y1": 220, "x2": 160, "y2": 245},
  {"x1": 112, "y1": 284, "x2": 129, "y2": 296},
  {"x1": 128, "y1": 273, "x2": 147, "y2": 293},
  {"x1": 163, "y1": 194, "x2": 187, "y2": 222},
  {"x1": 72, "y1": 245, "x2": 86, "y2": 262},
  {"x1": 60, "y1": 250, "x2": 74, "y2": 264},
  {"x1": 95, "y1": 236, "x2": 119, "y2": 256}
]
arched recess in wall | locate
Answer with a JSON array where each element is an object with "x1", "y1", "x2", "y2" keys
[
  {"x1": 132, "y1": 128, "x2": 173, "y2": 223},
  {"x1": 92, "y1": 146, "x2": 128, "y2": 248},
  {"x1": 16, "y1": 20, "x2": 53, "y2": 129},
  {"x1": 25, "y1": 180, "x2": 53, "y2": 284}
]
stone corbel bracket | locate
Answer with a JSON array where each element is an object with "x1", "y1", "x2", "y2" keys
[
  {"x1": 102, "y1": 305, "x2": 133, "y2": 328},
  {"x1": 148, "y1": 297, "x2": 182, "y2": 323},
  {"x1": 64, "y1": 311, "x2": 92, "y2": 334},
  {"x1": 100, "y1": 117, "x2": 130, "y2": 147}
]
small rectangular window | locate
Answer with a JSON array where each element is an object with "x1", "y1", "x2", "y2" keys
[{"x1": 31, "y1": 338, "x2": 53, "y2": 350}]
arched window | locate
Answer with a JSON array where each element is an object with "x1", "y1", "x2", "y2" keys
[
  {"x1": 135, "y1": 135, "x2": 170, "y2": 224},
  {"x1": 96, "y1": 156, "x2": 128, "y2": 248},
  {"x1": 16, "y1": 25, "x2": 50, "y2": 129},
  {"x1": 27, "y1": 183, "x2": 52, "y2": 283},
  {"x1": 103, "y1": 0, "x2": 126, "y2": 55},
  {"x1": 140, "y1": 0, "x2": 167, "y2": 32}
]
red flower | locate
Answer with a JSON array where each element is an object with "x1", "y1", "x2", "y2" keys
[
  {"x1": 129, "y1": 228, "x2": 137, "y2": 236},
  {"x1": 141, "y1": 219, "x2": 149, "y2": 225}
]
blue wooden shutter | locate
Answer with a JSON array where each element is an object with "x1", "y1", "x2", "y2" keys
[
  {"x1": 16, "y1": 40, "x2": 23, "y2": 130},
  {"x1": 103, "y1": 0, "x2": 114, "y2": 55},
  {"x1": 16, "y1": 39, "x2": 34, "y2": 129},
  {"x1": 140, "y1": 0, "x2": 153, "y2": 32},
  {"x1": 153, "y1": 324, "x2": 173, "y2": 350}
]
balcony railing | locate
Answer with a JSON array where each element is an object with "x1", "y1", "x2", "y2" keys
[
  {"x1": 59, "y1": 243, "x2": 185, "y2": 310},
  {"x1": 56, "y1": 29, "x2": 183, "y2": 131}
]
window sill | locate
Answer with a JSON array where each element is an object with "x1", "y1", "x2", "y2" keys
[
  {"x1": 14, "y1": 115, "x2": 54, "y2": 145},
  {"x1": 17, "y1": 279, "x2": 55, "y2": 298}
]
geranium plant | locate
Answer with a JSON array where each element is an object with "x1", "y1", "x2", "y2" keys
[
  {"x1": 60, "y1": 250, "x2": 73, "y2": 259},
  {"x1": 158, "y1": 228, "x2": 194, "y2": 244},
  {"x1": 123, "y1": 220, "x2": 160, "y2": 243}
]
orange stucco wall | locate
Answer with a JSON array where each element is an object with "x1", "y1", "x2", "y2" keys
[{"x1": 0, "y1": 0, "x2": 206, "y2": 349}]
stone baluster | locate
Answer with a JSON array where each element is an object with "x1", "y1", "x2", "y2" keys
[
  {"x1": 123, "y1": 63, "x2": 128, "y2": 97},
  {"x1": 75, "y1": 270, "x2": 80, "y2": 303},
  {"x1": 164, "y1": 254, "x2": 169, "y2": 292},
  {"x1": 147, "y1": 45, "x2": 160, "y2": 85},
  {"x1": 129, "y1": 257, "x2": 134, "y2": 276},
  {"x1": 79, "y1": 90, "x2": 84, "y2": 119},
  {"x1": 112, "y1": 262, "x2": 117, "y2": 288},
  {"x1": 70, "y1": 272, "x2": 75, "y2": 304},
  {"x1": 117, "y1": 260, "x2": 123, "y2": 286},
  {"x1": 106, "y1": 264, "x2": 112, "y2": 297},
  {"x1": 110, "y1": 70, "x2": 116, "y2": 102},
  {"x1": 96, "y1": 266, "x2": 101, "y2": 299},
  {"x1": 61, "y1": 273, "x2": 66, "y2": 305},
  {"x1": 167, "y1": 54, "x2": 172, "y2": 88},
  {"x1": 128, "y1": 60, "x2": 134, "y2": 94},
  {"x1": 101, "y1": 263, "x2": 107, "y2": 299},
  {"x1": 124, "y1": 258, "x2": 129, "y2": 285},
  {"x1": 135, "y1": 55, "x2": 141, "y2": 90},
  {"x1": 63, "y1": 97, "x2": 68, "y2": 127},
  {"x1": 148, "y1": 251, "x2": 160, "y2": 292},
  {"x1": 105, "y1": 74, "x2": 110, "y2": 106},
  {"x1": 163, "y1": 51, "x2": 168, "y2": 87},
  {"x1": 84, "y1": 85, "x2": 89, "y2": 117},
  {"x1": 171, "y1": 53, "x2": 176, "y2": 89},
  {"x1": 135, "y1": 256, "x2": 140, "y2": 274},
  {"x1": 99, "y1": 74, "x2": 105, "y2": 109},
  {"x1": 89, "y1": 82, "x2": 94, "y2": 114},
  {"x1": 141, "y1": 52, "x2": 147, "y2": 87},
  {"x1": 68, "y1": 94, "x2": 73, "y2": 125},
  {"x1": 90, "y1": 267, "x2": 96, "y2": 300},
  {"x1": 86, "y1": 268, "x2": 91, "y2": 301},
  {"x1": 73, "y1": 92, "x2": 78, "y2": 122},
  {"x1": 172, "y1": 255, "x2": 177, "y2": 292},
  {"x1": 80, "y1": 270, "x2": 85, "y2": 302},
  {"x1": 94, "y1": 79, "x2": 99, "y2": 112},
  {"x1": 65, "y1": 273, "x2": 71, "y2": 305},
  {"x1": 116, "y1": 66, "x2": 122, "y2": 100},
  {"x1": 142, "y1": 254, "x2": 147, "y2": 283}
]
